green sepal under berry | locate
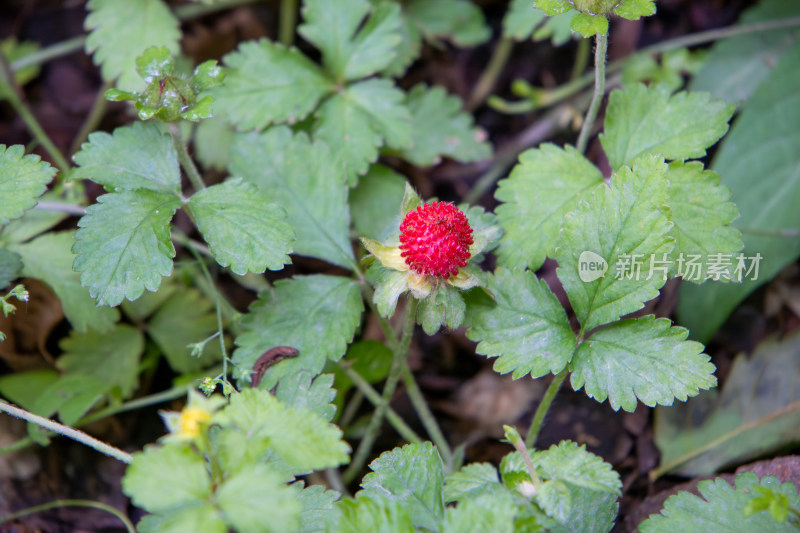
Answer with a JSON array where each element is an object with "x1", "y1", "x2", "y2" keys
[
  {"x1": 105, "y1": 46, "x2": 225, "y2": 122},
  {"x1": 417, "y1": 282, "x2": 467, "y2": 334}
]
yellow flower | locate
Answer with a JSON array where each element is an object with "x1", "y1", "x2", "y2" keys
[{"x1": 160, "y1": 390, "x2": 225, "y2": 442}]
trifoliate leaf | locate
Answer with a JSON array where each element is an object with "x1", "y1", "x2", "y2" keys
[
  {"x1": 570, "y1": 316, "x2": 716, "y2": 412},
  {"x1": 349, "y1": 164, "x2": 406, "y2": 241},
  {"x1": 136, "y1": 505, "x2": 226, "y2": 533},
  {"x1": 444, "y1": 463, "x2": 501, "y2": 503},
  {"x1": 57, "y1": 324, "x2": 144, "y2": 399},
  {"x1": 398, "y1": 84, "x2": 491, "y2": 167},
  {"x1": 361, "y1": 442, "x2": 445, "y2": 531},
  {"x1": 216, "y1": 465, "x2": 301, "y2": 533},
  {"x1": 496, "y1": 143, "x2": 604, "y2": 270},
  {"x1": 664, "y1": 161, "x2": 742, "y2": 281},
  {"x1": 600, "y1": 84, "x2": 735, "y2": 170},
  {"x1": 12, "y1": 232, "x2": 120, "y2": 332},
  {"x1": 405, "y1": 0, "x2": 490, "y2": 47},
  {"x1": 296, "y1": 484, "x2": 340, "y2": 533},
  {"x1": 233, "y1": 275, "x2": 363, "y2": 389},
  {"x1": 613, "y1": 0, "x2": 656, "y2": 20},
  {"x1": 72, "y1": 122, "x2": 180, "y2": 195},
  {"x1": 276, "y1": 371, "x2": 338, "y2": 422},
  {"x1": 639, "y1": 473, "x2": 800, "y2": 533},
  {"x1": 0, "y1": 145, "x2": 56, "y2": 225},
  {"x1": 73, "y1": 190, "x2": 181, "y2": 307},
  {"x1": 231, "y1": 127, "x2": 355, "y2": 269},
  {"x1": 466, "y1": 268, "x2": 576, "y2": 379},
  {"x1": 678, "y1": 44, "x2": 800, "y2": 343},
  {"x1": 314, "y1": 78, "x2": 412, "y2": 183},
  {"x1": 147, "y1": 287, "x2": 221, "y2": 373},
  {"x1": 0, "y1": 249, "x2": 22, "y2": 289},
  {"x1": 85, "y1": 0, "x2": 180, "y2": 91},
  {"x1": 570, "y1": 13, "x2": 608, "y2": 37},
  {"x1": 122, "y1": 443, "x2": 212, "y2": 513},
  {"x1": 442, "y1": 493, "x2": 517, "y2": 533},
  {"x1": 503, "y1": 0, "x2": 547, "y2": 40},
  {"x1": 554, "y1": 155, "x2": 673, "y2": 332},
  {"x1": 215, "y1": 389, "x2": 350, "y2": 473},
  {"x1": 300, "y1": 0, "x2": 403, "y2": 81},
  {"x1": 329, "y1": 494, "x2": 414, "y2": 533},
  {"x1": 188, "y1": 178, "x2": 293, "y2": 275},
  {"x1": 212, "y1": 39, "x2": 332, "y2": 130}
]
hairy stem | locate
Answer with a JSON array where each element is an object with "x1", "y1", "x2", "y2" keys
[
  {"x1": 279, "y1": 0, "x2": 298, "y2": 47},
  {"x1": 400, "y1": 360, "x2": 454, "y2": 469},
  {"x1": 525, "y1": 368, "x2": 568, "y2": 448},
  {"x1": 468, "y1": 36, "x2": 514, "y2": 110},
  {"x1": 0, "y1": 400, "x2": 132, "y2": 464},
  {"x1": 576, "y1": 32, "x2": 608, "y2": 154},
  {"x1": 0, "y1": 54, "x2": 71, "y2": 175},
  {"x1": 0, "y1": 499, "x2": 135, "y2": 532},
  {"x1": 343, "y1": 299, "x2": 418, "y2": 484},
  {"x1": 169, "y1": 122, "x2": 206, "y2": 192}
]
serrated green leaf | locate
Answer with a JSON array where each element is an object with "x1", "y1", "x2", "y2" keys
[
  {"x1": 504, "y1": 0, "x2": 547, "y2": 41},
  {"x1": 443, "y1": 463, "x2": 500, "y2": 503},
  {"x1": 85, "y1": 0, "x2": 180, "y2": 91},
  {"x1": 315, "y1": 78, "x2": 412, "y2": 183},
  {"x1": 137, "y1": 505, "x2": 226, "y2": 533},
  {"x1": 639, "y1": 473, "x2": 800, "y2": 533},
  {"x1": 689, "y1": 0, "x2": 800, "y2": 104},
  {"x1": 0, "y1": 370, "x2": 58, "y2": 412},
  {"x1": 535, "y1": 0, "x2": 573, "y2": 16},
  {"x1": 0, "y1": 145, "x2": 56, "y2": 225},
  {"x1": 231, "y1": 127, "x2": 355, "y2": 269},
  {"x1": 654, "y1": 330, "x2": 800, "y2": 477},
  {"x1": 405, "y1": 0, "x2": 490, "y2": 47},
  {"x1": 72, "y1": 122, "x2": 180, "y2": 194},
  {"x1": 399, "y1": 84, "x2": 491, "y2": 167},
  {"x1": 365, "y1": 264, "x2": 408, "y2": 317},
  {"x1": 57, "y1": 324, "x2": 144, "y2": 399},
  {"x1": 215, "y1": 388, "x2": 350, "y2": 473},
  {"x1": 233, "y1": 275, "x2": 363, "y2": 389},
  {"x1": 535, "y1": 441, "x2": 621, "y2": 494},
  {"x1": 13, "y1": 231, "x2": 120, "y2": 332},
  {"x1": 123, "y1": 443, "x2": 212, "y2": 513},
  {"x1": 418, "y1": 284, "x2": 466, "y2": 335},
  {"x1": 188, "y1": 178, "x2": 293, "y2": 275},
  {"x1": 217, "y1": 464, "x2": 301, "y2": 533},
  {"x1": 147, "y1": 287, "x2": 221, "y2": 373},
  {"x1": 361, "y1": 442, "x2": 445, "y2": 530},
  {"x1": 664, "y1": 161, "x2": 742, "y2": 281},
  {"x1": 213, "y1": 39, "x2": 332, "y2": 130},
  {"x1": 350, "y1": 164, "x2": 406, "y2": 241},
  {"x1": 549, "y1": 487, "x2": 617, "y2": 533},
  {"x1": 194, "y1": 116, "x2": 234, "y2": 171},
  {"x1": 554, "y1": 155, "x2": 673, "y2": 332},
  {"x1": 296, "y1": 484, "x2": 340, "y2": 533},
  {"x1": 0, "y1": 249, "x2": 22, "y2": 289},
  {"x1": 613, "y1": 0, "x2": 656, "y2": 20},
  {"x1": 329, "y1": 494, "x2": 415, "y2": 533},
  {"x1": 30, "y1": 374, "x2": 107, "y2": 425},
  {"x1": 191, "y1": 60, "x2": 225, "y2": 92},
  {"x1": 678, "y1": 44, "x2": 800, "y2": 342},
  {"x1": 537, "y1": 480, "x2": 572, "y2": 523},
  {"x1": 570, "y1": 316, "x2": 716, "y2": 412},
  {"x1": 466, "y1": 268, "x2": 575, "y2": 379},
  {"x1": 442, "y1": 493, "x2": 517, "y2": 533},
  {"x1": 600, "y1": 84, "x2": 734, "y2": 169},
  {"x1": 73, "y1": 190, "x2": 181, "y2": 307},
  {"x1": 300, "y1": 0, "x2": 403, "y2": 81},
  {"x1": 276, "y1": 371, "x2": 338, "y2": 422},
  {"x1": 571, "y1": 12, "x2": 607, "y2": 37},
  {"x1": 496, "y1": 143, "x2": 604, "y2": 270}
]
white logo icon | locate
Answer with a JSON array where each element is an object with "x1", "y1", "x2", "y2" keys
[{"x1": 578, "y1": 251, "x2": 607, "y2": 282}]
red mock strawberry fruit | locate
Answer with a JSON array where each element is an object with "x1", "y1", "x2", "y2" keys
[{"x1": 399, "y1": 202, "x2": 474, "y2": 279}]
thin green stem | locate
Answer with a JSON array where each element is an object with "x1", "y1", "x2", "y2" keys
[
  {"x1": 525, "y1": 368, "x2": 568, "y2": 448},
  {"x1": 400, "y1": 360, "x2": 453, "y2": 469},
  {"x1": 576, "y1": 32, "x2": 607, "y2": 154},
  {"x1": 0, "y1": 400, "x2": 132, "y2": 464},
  {"x1": 0, "y1": 54, "x2": 71, "y2": 175},
  {"x1": 34, "y1": 202, "x2": 86, "y2": 216},
  {"x1": 343, "y1": 299, "x2": 418, "y2": 484},
  {"x1": 280, "y1": 0, "x2": 298, "y2": 47},
  {"x1": 168, "y1": 123, "x2": 206, "y2": 191},
  {"x1": 571, "y1": 36, "x2": 591, "y2": 81},
  {"x1": 69, "y1": 80, "x2": 113, "y2": 156},
  {"x1": 468, "y1": 36, "x2": 514, "y2": 110},
  {"x1": 0, "y1": 499, "x2": 136, "y2": 532},
  {"x1": 10, "y1": 36, "x2": 85, "y2": 73},
  {"x1": 339, "y1": 389, "x2": 364, "y2": 428},
  {"x1": 338, "y1": 362, "x2": 423, "y2": 445}
]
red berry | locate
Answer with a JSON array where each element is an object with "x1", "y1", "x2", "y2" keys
[{"x1": 399, "y1": 202, "x2": 474, "y2": 279}]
